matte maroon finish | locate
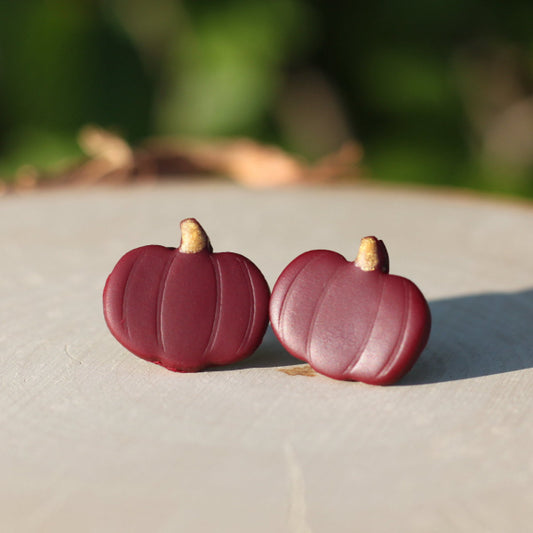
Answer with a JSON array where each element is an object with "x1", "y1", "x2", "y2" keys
[
  {"x1": 104, "y1": 242, "x2": 270, "y2": 372},
  {"x1": 269, "y1": 248, "x2": 431, "y2": 385}
]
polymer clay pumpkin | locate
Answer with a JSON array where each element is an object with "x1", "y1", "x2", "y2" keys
[
  {"x1": 103, "y1": 218, "x2": 270, "y2": 371},
  {"x1": 270, "y1": 237, "x2": 431, "y2": 385}
]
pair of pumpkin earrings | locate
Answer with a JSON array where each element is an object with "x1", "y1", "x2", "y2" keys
[{"x1": 103, "y1": 218, "x2": 431, "y2": 385}]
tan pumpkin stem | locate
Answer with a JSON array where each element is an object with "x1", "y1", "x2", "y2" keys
[
  {"x1": 355, "y1": 236, "x2": 382, "y2": 272},
  {"x1": 179, "y1": 218, "x2": 209, "y2": 253}
]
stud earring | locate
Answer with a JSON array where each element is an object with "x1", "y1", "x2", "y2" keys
[
  {"x1": 269, "y1": 236, "x2": 431, "y2": 385},
  {"x1": 103, "y1": 218, "x2": 270, "y2": 371}
]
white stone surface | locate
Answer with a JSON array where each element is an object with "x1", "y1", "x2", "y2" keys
[{"x1": 1, "y1": 181, "x2": 532, "y2": 532}]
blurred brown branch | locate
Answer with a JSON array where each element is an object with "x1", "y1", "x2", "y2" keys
[{"x1": 8, "y1": 126, "x2": 362, "y2": 192}]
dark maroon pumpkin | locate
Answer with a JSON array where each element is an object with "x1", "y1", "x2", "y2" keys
[
  {"x1": 103, "y1": 218, "x2": 270, "y2": 371},
  {"x1": 269, "y1": 237, "x2": 431, "y2": 385}
]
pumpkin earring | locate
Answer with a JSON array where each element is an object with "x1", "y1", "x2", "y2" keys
[
  {"x1": 269, "y1": 236, "x2": 431, "y2": 385},
  {"x1": 103, "y1": 218, "x2": 270, "y2": 371}
]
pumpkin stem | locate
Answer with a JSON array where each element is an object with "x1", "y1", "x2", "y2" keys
[
  {"x1": 179, "y1": 218, "x2": 209, "y2": 253},
  {"x1": 355, "y1": 236, "x2": 389, "y2": 273}
]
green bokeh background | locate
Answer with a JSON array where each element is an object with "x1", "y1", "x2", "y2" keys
[{"x1": 1, "y1": 0, "x2": 533, "y2": 196}]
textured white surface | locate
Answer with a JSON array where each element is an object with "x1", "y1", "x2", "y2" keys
[{"x1": 1, "y1": 181, "x2": 532, "y2": 532}]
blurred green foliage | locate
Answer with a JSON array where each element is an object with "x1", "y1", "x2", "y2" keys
[{"x1": 1, "y1": 0, "x2": 533, "y2": 196}]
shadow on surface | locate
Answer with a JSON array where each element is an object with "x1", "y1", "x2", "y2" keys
[
  {"x1": 401, "y1": 288, "x2": 533, "y2": 385},
  {"x1": 209, "y1": 327, "x2": 300, "y2": 372}
]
